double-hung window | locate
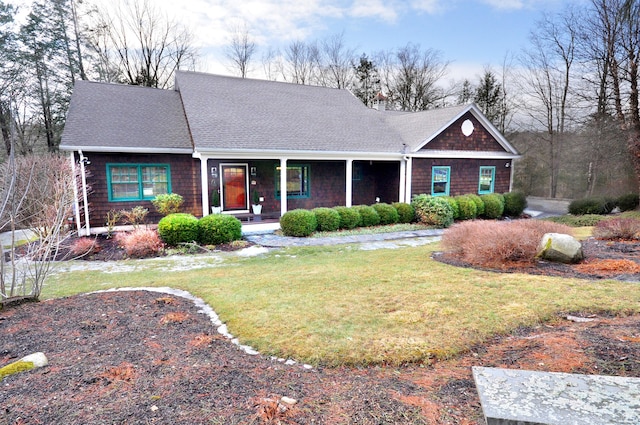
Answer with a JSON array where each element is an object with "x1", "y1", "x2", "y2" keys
[
  {"x1": 107, "y1": 164, "x2": 171, "y2": 201},
  {"x1": 275, "y1": 164, "x2": 310, "y2": 198},
  {"x1": 431, "y1": 166, "x2": 450, "y2": 196},
  {"x1": 478, "y1": 166, "x2": 495, "y2": 194}
]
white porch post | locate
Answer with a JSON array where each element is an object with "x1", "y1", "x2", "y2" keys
[
  {"x1": 399, "y1": 159, "x2": 406, "y2": 203},
  {"x1": 345, "y1": 159, "x2": 353, "y2": 207},
  {"x1": 69, "y1": 152, "x2": 82, "y2": 234},
  {"x1": 404, "y1": 157, "x2": 413, "y2": 203},
  {"x1": 78, "y1": 150, "x2": 90, "y2": 236},
  {"x1": 280, "y1": 158, "x2": 288, "y2": 217},
  {"x1": 200, "y1": 156, "x2": 209, "y2": 216}
]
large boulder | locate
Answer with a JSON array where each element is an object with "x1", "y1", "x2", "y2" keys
[{"x1": 537, "y1": 233, "x2": 584, "y2": 264}]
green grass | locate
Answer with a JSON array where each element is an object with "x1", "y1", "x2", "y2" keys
[
  {"x1": 43, "y1": 240, "x2": 640, "y2": 366},
  {"x1": 310, "y1": 223, "x2": 432, "y2": 238}
]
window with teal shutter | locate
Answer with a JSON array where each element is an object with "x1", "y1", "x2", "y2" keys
[
  {"x1": 431, "y1": 166, "x2": 450, "y2": 196},
  {"x1": 107, "y1": 164, "x2": 171, "y2": 201},
  {"x1": 478, "y1": 166, "x2": 495, "y2": 194}
]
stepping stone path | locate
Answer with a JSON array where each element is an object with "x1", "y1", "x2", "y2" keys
[{"x1": 472, "y1": 366, "x2": 640, "y2": 425}]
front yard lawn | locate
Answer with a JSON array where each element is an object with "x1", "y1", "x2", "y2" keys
[{"x1": 45, "y1": 242, "x2": 640, "y2": 366}]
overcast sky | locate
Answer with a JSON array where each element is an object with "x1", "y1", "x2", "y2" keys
[{"x1": 10, "y1": 0, "x2": 570, "y2": 82}]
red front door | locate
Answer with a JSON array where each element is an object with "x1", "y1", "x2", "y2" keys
[{"x1": 221, "y1": 165, "x2": 248, "y2": 211}]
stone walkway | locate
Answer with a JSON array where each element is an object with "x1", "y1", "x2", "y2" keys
[{"x1": 245, "y1": 228, "x2": 443, "y2": 247}]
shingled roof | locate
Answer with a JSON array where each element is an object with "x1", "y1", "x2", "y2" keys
[
  {"x1": 174, "y1": 71, "x2": 403, "y2": 154},
  {"x1": 60, "y1": 81, "x2": 192, "y2": 153}
]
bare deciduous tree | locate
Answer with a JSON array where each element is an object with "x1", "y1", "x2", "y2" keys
[
  {"x1": 87, "y1": 0, "x2": 197, "y2": 89},
  {"x1": 317, "y1": 32, "x2": 355, "y2": 89},
  {"x1": 282, "y1": 40, "x2": 319, "y2": 85},
  {"x1": 225, "y1": 22, "x2": 256, "y2": 78}
]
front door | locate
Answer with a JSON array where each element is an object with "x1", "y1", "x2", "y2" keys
[{"x1": 221, "y1": 164, "x2": 249, "y2": 211}]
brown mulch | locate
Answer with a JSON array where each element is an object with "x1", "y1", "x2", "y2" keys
[{"x1": 1, "y1": 238, "x2": 639, "y2": 424}]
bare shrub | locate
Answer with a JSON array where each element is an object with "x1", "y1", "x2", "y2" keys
[
  {"x1": 120, "y1": 206, "x2": 148, "y2": 228},
  {"x1": 116, "y1": 229, "x2": 163, "y2": 258},
  {"x1": 593, "y1": 218, "x2": 640, "y2": 241},
  {"x1": 441, "y1": 220, "x2": 574, "y2": 267},
  {"x1": 70, "y1": 237, "x2": 102, "y2": 257}
]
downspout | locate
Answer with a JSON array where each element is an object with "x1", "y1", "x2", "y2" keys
[
  {"x1": 345, "y1": 159, "x2": 353, "y2": 207},
  {"x1": 508, "y1": 160, "x2": 515, "y2": 193},
  {"x1": 69, "y1": 152, "x2": 81, "y2": 234},
  {"x1": 78, "y1": 150, "x2": 90, "y2": 235}
]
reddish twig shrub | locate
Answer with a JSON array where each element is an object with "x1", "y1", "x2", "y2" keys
[
  {"x1": 69, "y1": 237, "x2": 101, "y2": 257},
  {"x1": 116, "y1": 229, "x2": 164, "y2": 258},
  {"x1": 441, "y1": 220, "x2": 574, "y2": 267},
  {"x1": 593, "y1": 218, "x2": 640, "y2": 241}
]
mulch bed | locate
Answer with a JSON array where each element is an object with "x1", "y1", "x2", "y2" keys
[{"x1": 1, "y1": 237, "x2": 639, "y2": 424}]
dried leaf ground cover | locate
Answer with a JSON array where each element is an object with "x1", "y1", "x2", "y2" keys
[{"x1": 1, "y1": 289, "x2": 639, "y2": 425}]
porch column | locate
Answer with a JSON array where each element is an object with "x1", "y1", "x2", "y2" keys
[
  {"x1": 399, "y1": 159, "x2": 406, "y2": 203},
  {"x1": 345, "y1": 159, "x2": 353, "y2": 207},
  {"x1": 280, "y1": 158, "x2": 288, "y2": 217},
  {"x1": 404, "y1": 157, "x2": 413, "y2": 203},
  {"x1": 200, "y1": 157, "x2": 209, "y2": 216},
  {"x1": 69, "y1": 152, "x2": 82, "y2": 234},
  {"x1": 78, "y1": 150, "x2": 90, "y2": 236}
]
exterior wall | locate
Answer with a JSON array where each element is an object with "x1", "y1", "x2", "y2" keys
[
  {"x1": 411, "y1": 158, "x2": 512, "y2": 197},
  {"x1": 423, "y1": 112, "x2": 505, "y2": 152},
  {"x1": 352, "y1": 161, "x2": 400, "y2": 205},
  {"x1": 78, "y1": 152, "x2": 201, "y2": 228}
]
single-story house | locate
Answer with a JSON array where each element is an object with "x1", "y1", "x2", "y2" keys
[{"x1": 60, "y1": 70, "x2": 520, "y2": 235}]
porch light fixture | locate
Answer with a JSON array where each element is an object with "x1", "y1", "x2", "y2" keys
[
  {"x1": 505, "y1": 162, "x2": 510, "y2": 168},
  {"x1": 251, "y1": 166, "x2": 257, "y2": 176},
  {"x1": 210, "y1": 166, "x2": 218, "y2": 177}
]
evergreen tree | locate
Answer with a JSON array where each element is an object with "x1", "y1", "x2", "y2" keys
[{"x1": 353, "y1": 54, "x2": 380, "y2": 107}]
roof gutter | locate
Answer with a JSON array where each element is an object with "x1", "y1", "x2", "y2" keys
[
  {"x1": 192, "y1": 148, "x2": 404, "y2": 161},
  {"x1": 59, "y1": 145, "x2": 194, "y2": 155}
]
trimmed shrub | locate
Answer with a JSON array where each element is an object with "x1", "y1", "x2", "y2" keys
[
  {"x1": 116, "y1": 228, "x2": 164, "y2": 258},
  {"x1": 198, "y1": 214, "x2": 242, "y2": 245},
  {"x1": 455, "y1": 195, "x2": 478, "y2": 220},
  {"x1": 392, "y1": 202, "x2": 415, "y2": 224},
  {"x1": 334, "y1": 206, "x2": 360, "y2": 229},
  {"x1": 157, "y1": 213, "x2": 199, "y2": 246},
  {"x1": 545, "y1": 214, "x2": 606, "y2": 227},
  {"x1": 441, "y1": 196, "x2": 459, "y2": 220},
  {"x1": 503, "y1": 192, "x2": 527, "y2": 217},
  {"x1": 411, "y1": 194, "x2": 454, "y2": 228},
  {"x1": 372, "y1": 203, "x2": 399, "y2": 225},
  {"x1": 353, "y1": 205, "x2": 380, "y2": 227},
  {"x1": 593, "y1": 218, "x2": 640, "y2": 241},
  {"x1": 70, "y1": 237, "x2": 101, "y2": 257},
  {"x1": 441, "y1": 220, "x2": 574, "y2": 267},
  {"x1": 313, "y1": 207, "x2": 341, "y2": 232},
  {"x1": 617, "y1": 193, "x2": 640, "y2": 212},
  {"x1": 280, "y1": 209, "x2": 317, "y2": 237},
  {"x1": 467, "y1": 194, "x2": 485, "y2": 216},
  {"x1": 480, "y1": 193, "x2": 505, "y2": 219},
  {"x1": 568, "y1": 197, "x2": 610, "y2": 215},
  {"x1": 151, "y1": 193, "x2": 184, "y2": 216}
]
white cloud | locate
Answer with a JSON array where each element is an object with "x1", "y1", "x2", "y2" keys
[{"x1": 349, "y1": 0, "x2": 401, "y2": 22}]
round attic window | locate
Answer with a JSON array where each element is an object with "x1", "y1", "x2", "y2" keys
[{"x1": 461, "y1": 119, "x2": 474, "y2": 136}]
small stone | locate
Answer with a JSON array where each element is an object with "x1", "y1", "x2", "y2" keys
[
  {"x1": 280, "y1": 396, "x2": 297, "y2": 405},
  {"x1": 150, "y1": 405, "x2": 158, "y2": 412}
]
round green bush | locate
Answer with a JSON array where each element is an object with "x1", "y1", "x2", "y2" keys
[
  {"x1": 392, "y1": 202, "x2": 415, "y2": 223},
  {"x1": 617, "y1": 193, "x2": 640, "y2": 212},
  {"x1": 480, "y1": 193, "x2": 505, "y2": 219},
  {"x1": 372, "y1": 203, "x2": 399, "y2": 225},
  {"x1": 353, "y1": 205, "x2": 380, "y2": 227},
  {"x1": 411, "y1": 194, "x2": 454, "y2": 228},
  {"x1": 503, "y1": 191, "x2": 527, "y2": 217},
  {"x1": 441, "y1": 196, "x2": 459, "y2": 220},
  {"x1": 455, "y1": 195, "x2": 478, "y2": 220},
  {"x1": 334, "y1": 206, "x2": 360, "y2": 229},
  {"x1": 157, "y1": 213, "x2": 199, "y2": 246},
  {"x1": 569, "y1": 197, "x2": 610, "y2": 215},
  {"x1": 280, "y1": 209, "x2": 317, "y2": 237},
  {"x1": 467, "y1": 194, "x2": 485, "y2": 216},
  {"x1": 313, "y1": 207, "x2": 341, "y2": 232},
  {"x1": 198, "y1": 214, "x2": 242, "y2": 245}
]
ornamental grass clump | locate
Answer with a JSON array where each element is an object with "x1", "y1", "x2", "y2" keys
[
  {"x1": 69, "y1": 237, "x2": 101, "y2": 258},
  {"x1": 454, "y1": 195, "x2": 478, "y2": 220},
  {"x1": 313, "y1": 207, "x2": 341, "y2": 232},
  {"x1": 441, "y1": 220, "x2": 574, "y2": 268},
  {"x1": 411, "y1": 194, "x2": 454, "y2": 228},
  {"x1": 353, "y1": 205, "x2": 380, "y2": 227},
  {"x1": 157, "y1": 213, "x2": 199, "y2": 246},
  {"x1": 480, "y1": 193, "x2": 505, "y2": 219},
  {"x1": 392, "y1": 202, "x2": 415, "y2": 223},
  {"x1": 116, "y1": 228, "x2": 164, "y2": 258},
  {"x1": 333, "y1": 206, "x2": 360, "y2": 229},
  {"x1": 280, "y1": 209, "x2": 317, "y2": 237},
  {"x1": 198, "y1": 214, "x2": 242, "y2": 245},
  {"x1": 593, "y1": 217, "x2": 640, "y2": 241},
  {"x1": 372, "y1": 203, "x2": 399, "y2": 225}
]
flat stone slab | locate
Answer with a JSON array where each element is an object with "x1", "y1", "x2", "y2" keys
[{"x1": 472, "y1": 366, "x2": 640, "y2": 425}]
